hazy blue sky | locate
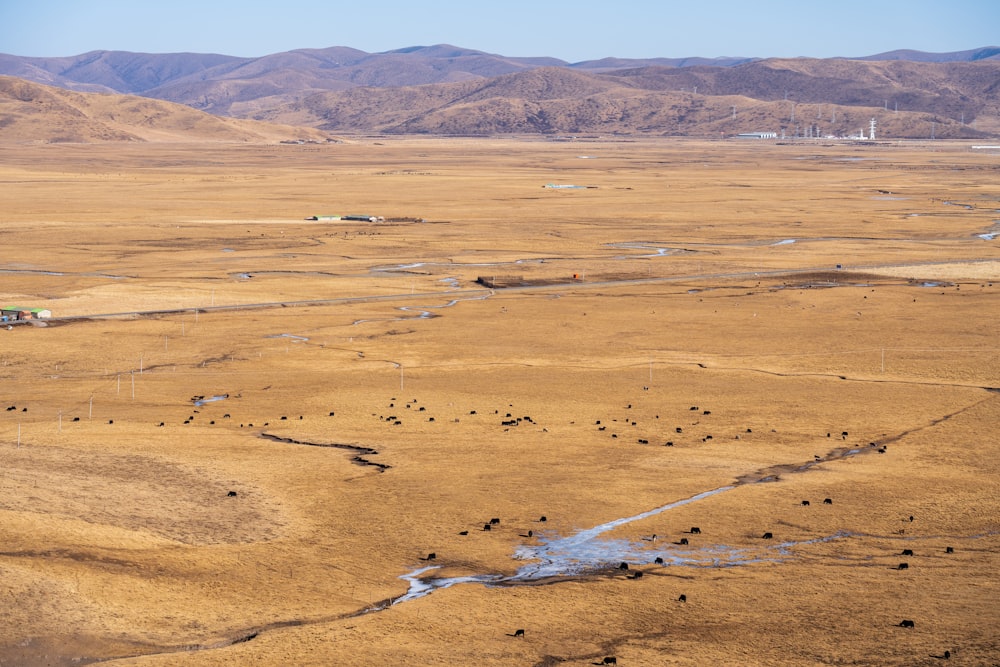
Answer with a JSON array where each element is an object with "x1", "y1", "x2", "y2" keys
[{"x1": 1, "y1": 0, "x2": 997, "y2": 61}]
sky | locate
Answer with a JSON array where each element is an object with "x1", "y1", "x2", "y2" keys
[{"x1": 1, "y1": 0, "x2": 997, "y2": 61}]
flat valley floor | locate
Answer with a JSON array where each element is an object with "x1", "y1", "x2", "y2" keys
[{"x1": 0, "y1": 137, "x2": 997, "y2": 666}]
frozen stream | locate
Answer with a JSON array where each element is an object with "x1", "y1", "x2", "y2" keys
[{"x1": 389, "y1": 485, "x2": 851, "y2": 607}]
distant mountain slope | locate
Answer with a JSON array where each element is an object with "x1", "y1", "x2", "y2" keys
[
  {"x1": 0, "y1": 76, "x2": 331, "y2": 143},
  {"x1": 254, "y1": 60, "x2": 1000, "y2": 138},
  {"x1": 2, "y1": 44, "x2": 995, "y2": 113},
  {"x1": 854, "y1": 46, "x2": 1000, "y2": 62},
  {"x1": 2, "y1": 45, "x2": 998, "y2": 139}
]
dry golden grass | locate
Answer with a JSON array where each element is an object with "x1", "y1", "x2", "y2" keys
[{"x1": 0, "y1": 137, "x2": 997, "y2": 666}]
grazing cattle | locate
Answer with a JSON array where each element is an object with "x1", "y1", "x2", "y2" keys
[
  {"x1": 108, "y1": 420, "x2": 113, "y2": 424},
  {"x1": 677, "y1": 538, "x2": 689, "y2": 546},
  {"x1": 629, "y1": 571, "x2": 643, "y2": 579},
  {"x1": 513, "y1": 629, "x2": 524, "y2": 637},
  {"x1": 909, "y1": 516, "x2": 914, "y2": 522},
  {"x1": 654, "y1": 557, "x2": 664, "y2": 564},
  {"x1": 227, "y1": 491, "x2": 237, "y2": 497},
  {"x1": 618, "y1": 562, "x2": 629, "y2": 570},
  {"x1": 280, "y1": 416, "x2": 287, "y2": 420},
  {"x1": 538, "y1": 516, "x2": 547, "y2": 522},
  {"x1": 483, "y1": 524, "x2": 491, "y2": 531},
  {"x1": 677, "y1": 594, "x2": 687, "y2": 602},
  {"x1": 902, "y1": 549, "x2": 914, "y2": 556},
  {"x1": 703, "y1": 435, "x2": 713, "y2": 441},
  {"x1": 72, "y1": 417, "x2": 80, "y2": 422},
  {"x1": 423, "y1": 553, "x2": 436, "y2": 561},
  {"x1": 944, "y1": 650, "x2": 951, "y2": 659},
  {"x1": 762, "y1": 532, "x2": 773, "y2": 539},
  {"x1": 603, "y1": 658, "x2": 618, "y2": 665},
  {"x1": 490, "y1": 518, "x2": 501, "y2": 525},
  {"x1": 459, "y1": 531, "x2": 469, "y2": 535},
  {"x1": 703, "y1": 410, "x2": 711, "y2": 415},
  {"x1": 611, "y1": 434, "x2": 617, "y2": 438},
  {"x1": 158, "y1": 422, "x2": 164, "y2": 427},
  {"x1": 224, "y1": 414, "x2": 231, "y2": 418},
  {"x1": 842, "y1": 431, "x2": 849, "y2": 438},
  {"x1": 946, "y1": 546, "x2": 954, "y2": 554},
  {"x1": 638, "y1": 439, "x2": 649, "y2": 444},
  {"x1": 689, "y1": 527, "x2": 701, "y2": 534},
  {"x1": 823, "y1": 498, "x2": 833, "y2": 505},
  {"x1": 598, "y1": 426, "x2": 606, "y2": 431},
  {"x1": 690, "y1": 406, "x2": 698, "y2": 411},
  {"x1": 665, "y1": 441, "x2": 674, "y2": 446},
  {"x1": 328, "y1": 411, "x2": 335, "y2": 416},
  {"x1": 5, "y1": 406, "x2": 15, "y2": 411},
  {"x1": 899, "y1": 619, "x2": 915, "y2": 628},
  {"x1": 801, "y1": 500, "x2": 810, "y2": 506},
  {"x1": 897, "y1": 562, "x2": 909, "y2": 570}
]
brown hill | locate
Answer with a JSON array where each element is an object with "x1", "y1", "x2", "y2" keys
[
  {"x1": 0, "y1": 76, "x2": 332, "y2": 143},
  {"x1": 254, "y1": 62, "x2": 1000, "y2": 138},
  {"x1": 2, "y1": 45, "x2": 998, "y2": 139},
  {"x1": 3, "y1": 44, "x2": 996, "y2": 121}
]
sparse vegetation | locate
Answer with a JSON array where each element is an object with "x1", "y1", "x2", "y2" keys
[{"x1": 0, "y1": 137, "x2": 996, "y2": 665}]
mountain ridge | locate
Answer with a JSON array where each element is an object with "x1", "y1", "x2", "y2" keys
[{"x1": 1, "y1": 44, "x2": 998, "y2": 140}]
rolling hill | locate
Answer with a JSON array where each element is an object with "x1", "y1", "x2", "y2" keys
[
  {"x1": 0, "y1": 76, "x2": 331, "y2": 143},
  {"x1": 253, "y1": 61, "x2": 1000, "y2": 138},
  {"x1": 1, "y1": 44, "x2": 998, "y2": 139}
]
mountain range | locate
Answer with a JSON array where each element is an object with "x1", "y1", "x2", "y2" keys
[{"x1": 1, "y1": 44, "x2": 998, "y2": 140}]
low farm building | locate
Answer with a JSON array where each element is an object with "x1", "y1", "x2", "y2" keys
[{"x1": 1, "y1": 306, "x2": 51, "y2": 321}]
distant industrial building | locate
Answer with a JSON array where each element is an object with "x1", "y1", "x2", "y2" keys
[
  {"x1": 1, "y1": 306, "x2": 51, "y2": 321},
  {"x1": 736, "y1": 132, "x2": 778, "y2": 139}
]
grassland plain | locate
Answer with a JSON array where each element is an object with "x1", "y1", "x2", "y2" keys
[{"x1": 0, "y1": 137, "x2": 997, "y2": 666}]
